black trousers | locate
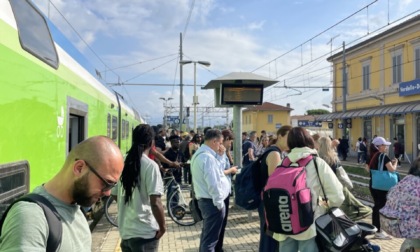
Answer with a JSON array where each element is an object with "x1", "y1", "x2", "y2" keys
[{"x1": 370, "y1": 187, "x2": 388, "y2": 232}]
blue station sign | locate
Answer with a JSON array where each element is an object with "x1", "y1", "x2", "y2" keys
[
  {"x1": 399, "y1": 79, "x2": 420, "y2": 96},
  {"x1": 298, "y1": 120, "x2": 322, "y2": 127}
]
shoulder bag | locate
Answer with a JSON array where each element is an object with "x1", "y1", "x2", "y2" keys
[
  {"x1": 370, "y1": 153, "x2": 399, "y2": 191},
  {"x1": 335, "y1": 162, "x2": 353, "y2": 189},
  {"x1": 313, "y1": 158, "x2": 362, "y2": 251}
]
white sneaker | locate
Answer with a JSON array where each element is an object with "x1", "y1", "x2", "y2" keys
[{"x1": 374, "y1": 232, "x2": 392, "y2": 240}]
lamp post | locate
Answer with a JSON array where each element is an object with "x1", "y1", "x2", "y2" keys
[
  {"x1": 179, "y1": 60, "x2": 211, "y2": 133},
  {"x1": 159, "y1": 97, "x2": 173, "y2": 128}
]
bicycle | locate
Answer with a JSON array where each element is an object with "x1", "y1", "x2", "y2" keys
[
  {"x1": 163, "y1": 169, "x2": 198, "y2": 226},
  {"x1": 104, "y1": 195, "x2": 118, "y2": 227},
  {"x1": 104, "y1": 168, "x2": 199, "y2": 227}
]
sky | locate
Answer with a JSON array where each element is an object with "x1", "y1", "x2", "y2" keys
[{"x1": 32, "y1": 0, "x2": 420, "y2": 127}]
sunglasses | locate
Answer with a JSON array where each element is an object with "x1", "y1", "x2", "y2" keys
[{"x1": 76, "y1": 159, "x2": 117, "y2": 192}]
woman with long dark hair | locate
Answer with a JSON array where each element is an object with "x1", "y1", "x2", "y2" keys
[
  {"x1": 112, "y1": 124, "x2": 166, "y2": 252},
  {"x1": 256, "y1": 125, "x2": 292, "y2": 252},
  {"x1": 188, "y1": 133, "x2": 202, "y2": 158}
]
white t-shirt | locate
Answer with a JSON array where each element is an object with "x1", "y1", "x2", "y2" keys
[{"x1": 113, "y1": 153, "x2": 164, "y2": 240}]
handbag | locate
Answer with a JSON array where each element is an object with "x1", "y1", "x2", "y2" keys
[
  {"x1": 314, "y1": 160, "x2": 362, "y2": 252},
  {"x1": 315, "y1": 207, "x2": 362, "y2": 252},
  {"x1": 370, "y1": 153, "x2": 399, "y2": 191},
  {"x1": 336, "y1": 165, "x2": 353, "y2": 189},
  {"x1": 189, "y1": 182, "x2": 203, "y2": 222},
  {"x1": 189, "y1": 197, "x2": 203, "y2": 222}
]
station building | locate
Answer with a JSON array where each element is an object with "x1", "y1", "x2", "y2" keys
[
  {"x1": 316, "y1": 15, "x2": 420, "y2": 161},
  {"x1": 242, "y1": 102, "x2": 292, "y2": 135}
]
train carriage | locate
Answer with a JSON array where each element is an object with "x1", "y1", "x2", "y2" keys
[{"x1": 0, "y1": 0, "x2": 142, "y2": 213}]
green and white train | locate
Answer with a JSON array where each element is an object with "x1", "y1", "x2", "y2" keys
[{"x1": 0, "y1": 0, "x2": 142, "y2": 212}]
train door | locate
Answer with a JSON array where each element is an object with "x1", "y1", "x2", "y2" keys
[
  {"x1": 67, "y1": 97, "x2": 88, "y2": 153},
  {"x1": 69, "y1": 115, "x2": 85, "y2": 152}
]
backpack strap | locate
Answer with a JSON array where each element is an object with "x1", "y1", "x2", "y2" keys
[
  {"x1": 0, "y1": 193, "x2": 62, "y2": 252},
  {"x1": 377, "y1": 153, "x2": 385, "y2": 171},
  {"x1": 280, "y1": 157, "x2": 291, "y2": 167},
  {"x1": 296, "y1": 155, "x2": 313, "y2": 167},
  {"x1": 280, "y1": 154, "x2": 313, "y2": 168}
]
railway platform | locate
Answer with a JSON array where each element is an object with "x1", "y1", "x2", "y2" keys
[
  {"x1": 92, "y1": 155, "x2": 412, "y2": 251},
  {"x1": 92, "y1": 201, "x2": 406, "y2": 252}
]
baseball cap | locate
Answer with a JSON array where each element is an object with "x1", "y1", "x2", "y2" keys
[{"x1": 372, "y1": 137, "x2": 391, "y2": 146}]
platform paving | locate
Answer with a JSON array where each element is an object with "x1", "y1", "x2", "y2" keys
[
  {"x1": 92, "y1": 153, "x2": 410, "y2": 251},
  {"x1": 92, "y1": 200, "x2": 405, "y2": 252}
]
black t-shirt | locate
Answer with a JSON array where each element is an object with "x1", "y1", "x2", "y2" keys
[
  {"x1": 394, "y1": 142, "x2": 403, "y2": 155},
  {"x1": 242, "y1": 140, "x2": 256, "y2": 166},
  {"x1": 163, "y1": 148, "x2": 182, "y2": 182},
  {"x1": 253, "y1": 146, "x2": 280, "y2": 192},
  {"x1": 369, "y1": 152, "x2": 391, "y2": 171}
]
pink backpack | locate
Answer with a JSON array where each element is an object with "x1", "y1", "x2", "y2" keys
[{"x1": 263, "y1": 155, "x2": 314, "y2": 235}]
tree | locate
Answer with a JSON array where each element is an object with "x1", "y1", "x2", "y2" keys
[{"x1": 306, "y1": 109, "x2": 330, "y2": 115}]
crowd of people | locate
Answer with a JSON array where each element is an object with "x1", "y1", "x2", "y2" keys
[{"x1": 0, "y1": 124, "x2": 418, "y2": 252}]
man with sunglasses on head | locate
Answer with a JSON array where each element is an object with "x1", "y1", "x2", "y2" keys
[{"x1": 0, "y1": 136, "x2": 124, "y2": 252}]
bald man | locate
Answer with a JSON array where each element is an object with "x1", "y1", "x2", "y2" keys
[{"x1": 0, "y1": 136, "x2": 124, "y2": 252}]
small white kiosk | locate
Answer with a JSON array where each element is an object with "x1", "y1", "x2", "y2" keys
[{"x1": 204, "y1": 72, "x2": 278, "y2": 167}]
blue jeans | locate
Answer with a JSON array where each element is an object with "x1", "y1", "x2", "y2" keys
[
  {"x1": 278, "y1": 237, "x2": 318, "y2": 252},
  {"x1": 120, "y1": 237, "x2": 159, "y2": 252},
  {"x1": 357, "y1": 152, "x2": 363, "y2": 163},
  {"x1": 198, "y1": 198, "x2": 226, "y2": 252},
  {"x1": 258, "y1": 201, "x2": 278, "y2": 252}
]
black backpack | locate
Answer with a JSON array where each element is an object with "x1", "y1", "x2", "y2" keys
[
  {"x1": 0, "y1": 193, "x2": 62, "y2": 252},
  {"x1": 235, "y1": 146, "x2": 280, "y2": 210},
  {"x1": 359, "y1": 142, "x2": 367, "y2": 152}
]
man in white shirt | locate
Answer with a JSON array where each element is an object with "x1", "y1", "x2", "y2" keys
[{"x1": 191, "y1": 129, "x2": 230, "y2": 252}]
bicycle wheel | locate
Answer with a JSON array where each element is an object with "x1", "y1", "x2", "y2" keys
[
  {"x1": 105, "y1": 196, "x2": 118, "y2": 227},
  {"x1": 167, "y1": 185, "x2": 197, "y2": 226}
]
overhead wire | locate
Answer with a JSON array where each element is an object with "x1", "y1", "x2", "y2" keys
[
  {"x1": 47, "y1": 1, "x2": 120, "y2": 79},
  {"x1": 251, "y1": 0, "x2": 379, "y2": 73},
  {"x1": 103, "y1": 53, "x2": 179, "y2": 72},
  {"x1": 259, "y1": 9, "x2": 420, "y2": 104},
  {"x1": 182, "y1": 0, "x2": 195, "y2": 40},
  {"x1": 122, "y1": 56, "x2": 179, "y2": 83}
]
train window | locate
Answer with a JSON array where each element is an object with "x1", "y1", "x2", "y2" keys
[
  {"x1": 9, "y1": 0, "x2": 59, "y2": 69},
  {"x1": 122, "y1": 119, "x2": 126, "y2": 140},
  {"x1": 126, "y1": 122, "x2": 130, "y2": 139},
  {"x1": 107, "y1": 114, "x2": 111, "y2": 138},
  {"x1": 0, "y1": 161, "x2": 30, "y2": 216},
  {"x1": 112, "y1": 116, "x2": 117, "y2": 141}
]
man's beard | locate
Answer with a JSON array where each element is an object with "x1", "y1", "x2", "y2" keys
[{"x1": 73, "y1": 173, "x2": 96, "y2": 207}]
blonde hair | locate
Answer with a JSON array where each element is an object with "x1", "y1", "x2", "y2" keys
[{"x1": 318, "y1": 136, "x2": 338, "y2": 166}]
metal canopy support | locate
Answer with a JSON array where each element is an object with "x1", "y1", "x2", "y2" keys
[{"x1": 233, "y1": 105, "x2": 242, "y2": 168}]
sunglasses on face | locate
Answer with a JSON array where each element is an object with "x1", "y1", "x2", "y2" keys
[{"x1": 76, "y1": 159, "x2": 117, "y2": 192}]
